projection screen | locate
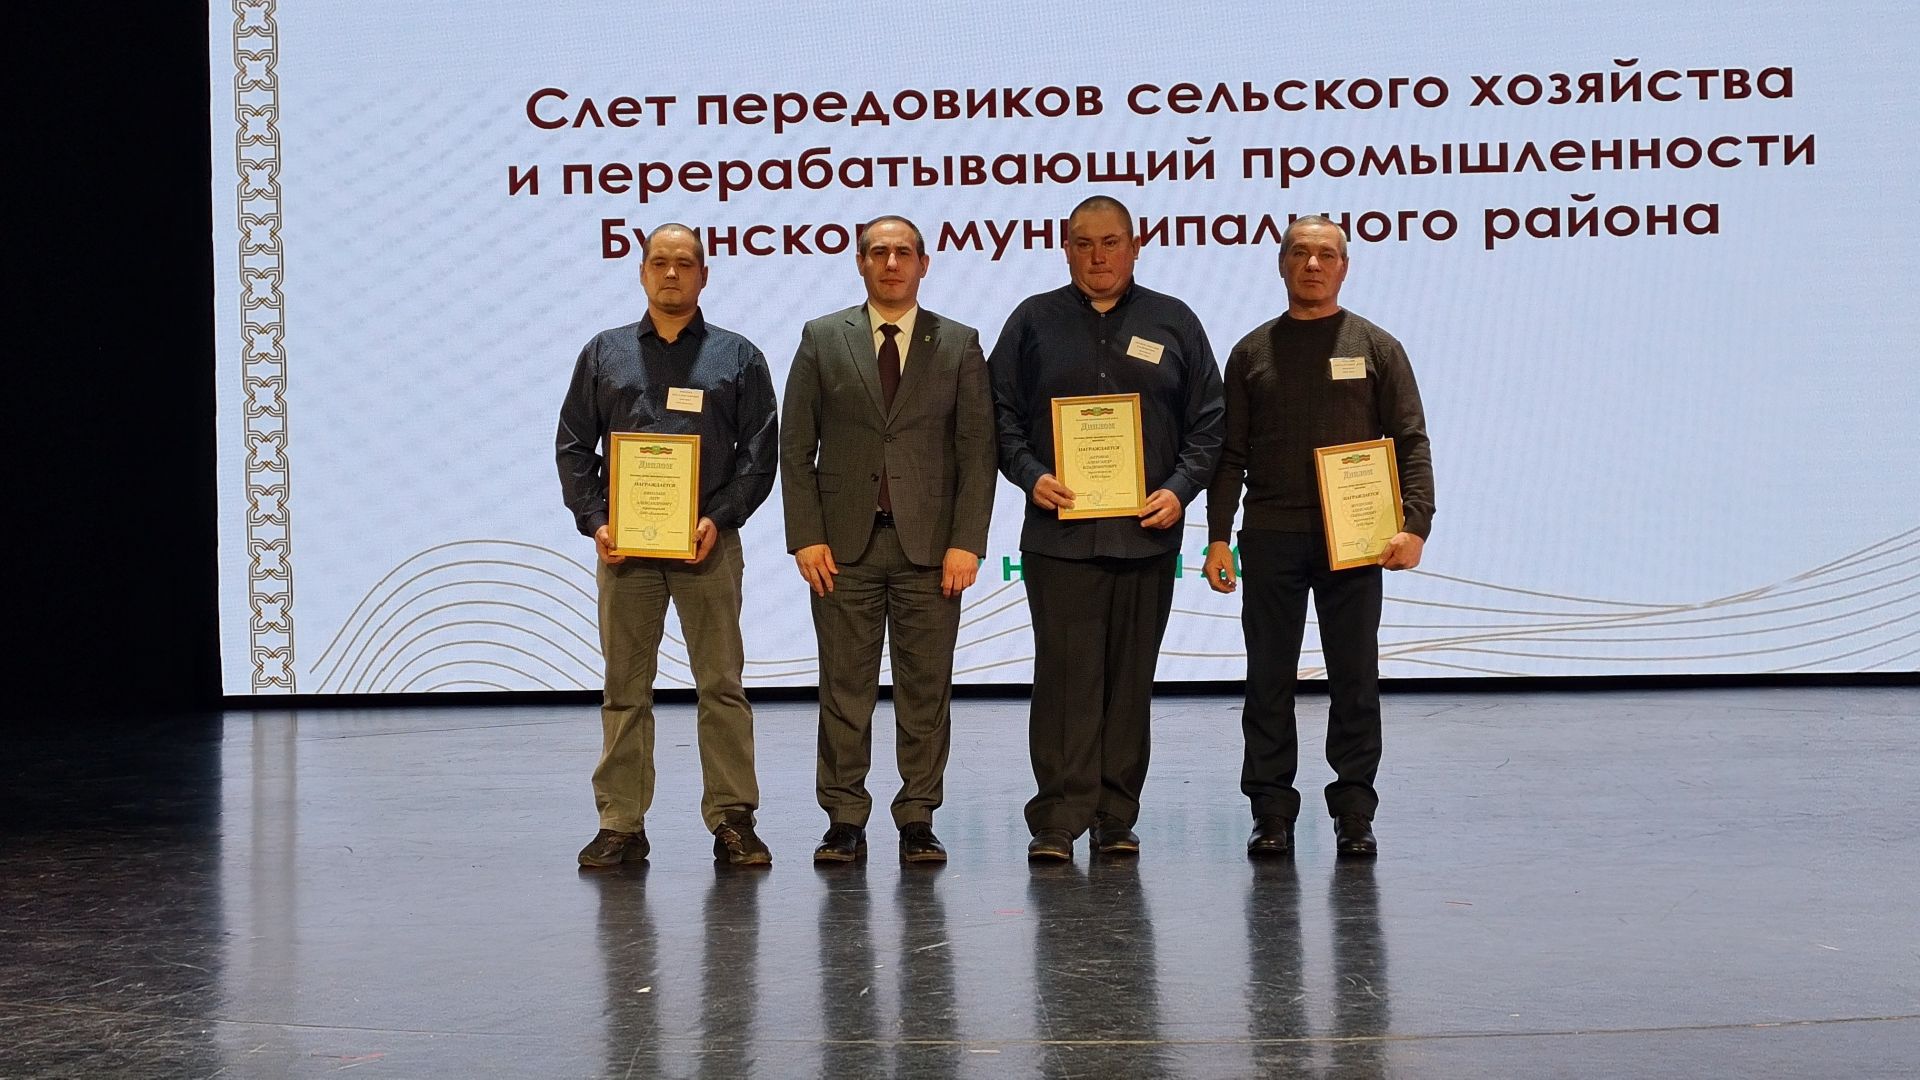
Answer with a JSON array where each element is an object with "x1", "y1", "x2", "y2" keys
[{"x1": 211, "y1": 1, "x2": 1919, "y2": 693}]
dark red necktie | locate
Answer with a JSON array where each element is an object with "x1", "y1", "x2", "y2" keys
[{"x1": 877, "y1": 323, "x2": 900, "y2": 512}]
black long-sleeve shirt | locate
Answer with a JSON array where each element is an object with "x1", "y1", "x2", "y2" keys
[
  {"x1": 989, "y1": 282, "x2": 1225, "y2": 559},
  {"x1": 1207, "y1": 308, "x2": 1434, "y2": 543},
  {"x1": 555, "y1": 310, "x2": 779, "y2": 537}
]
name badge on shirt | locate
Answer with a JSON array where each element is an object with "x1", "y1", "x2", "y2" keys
[
  {"x1": 666, "y1": 387, "x2": 705, "y2": 412},
  {"x1": 1329, "y1": 356, "x2": 1367, "y2": 380},
  {"x1": 1126, "y1": 336, "x2": 1166, "y2": 364}
]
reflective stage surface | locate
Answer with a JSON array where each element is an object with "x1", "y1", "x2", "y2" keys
[{"x1": 3, "y1": 688, "x2": 1916, "y2": 1078}]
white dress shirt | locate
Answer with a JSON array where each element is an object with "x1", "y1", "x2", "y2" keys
[{"x1": 866, "y1": 303, "x2": 919, "y2": 373}]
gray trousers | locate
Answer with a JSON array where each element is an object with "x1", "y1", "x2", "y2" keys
[
  {"x1": 594, "y1": 529, "x2": 758, "y2": 833},
  {"x1": 810, "y1": 522, "x2": 961, "y2": 828}
]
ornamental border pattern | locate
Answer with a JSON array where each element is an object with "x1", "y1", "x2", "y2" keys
[{"x1": 234, "y1": 0, "x2": 295, "y2": 690}]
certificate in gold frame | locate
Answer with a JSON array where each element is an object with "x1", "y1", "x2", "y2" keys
[
  {"x1": 1050, "y1": 393, "x2": 1147, "y2": 520},
  {"x1": 608, "y1": 432, "x2": 701, "y2": 559},
  {"x1": 1314, "y1": 437, "x2": 1404, "y2": 571}
]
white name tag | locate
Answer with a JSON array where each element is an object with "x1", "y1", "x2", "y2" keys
[
  {"x1": 1330, "y1": 356, "x2": 1367, "y2": 380},
  {"x1": 666, "y1": 387, "x2": 705, "y2": 412},
  {"x1": 1126, "y1": 336, "x2": 1166, "y2": 364}
]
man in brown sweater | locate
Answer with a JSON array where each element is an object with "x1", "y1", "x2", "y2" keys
[{"x1": 1202, "y1": 215, "x2": 1434, "y2": 859}]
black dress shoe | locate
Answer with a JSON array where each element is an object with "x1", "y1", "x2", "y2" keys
[
  {"x1": 1091, "y1": 815, "x2": 1141, "y2": 856},
  {"x1": 1247, "y1": 816, "x2": 1294, "y2": 859},
  {"x1": 1335, "y1": 814, "x2": 1378, "y2": 857},
  {"x1": 899, "y1": 822, "x2": 947, "y2": 864},
  {"x1": 1027, "y1": 829, "x2": 1073, "y2": 862},
  {"x1": 713, "y1": 812, "x2": 773, "y2": 866},
  {"x1": 813, "y1": 822, "x2": 866, "y2": 863},
  {"x1": 578, "y1": 828, "x2": 649, "y2": 868}
]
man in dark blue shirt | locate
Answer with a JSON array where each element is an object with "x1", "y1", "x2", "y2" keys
[
  {"x1": 556, "y1": 223, "x2": 780, "y2": 868},
  {"x1": 989, "y1": 196, "x2": 1225, "y2": 862}
]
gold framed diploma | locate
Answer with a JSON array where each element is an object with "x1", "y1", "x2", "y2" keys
[
  {"x1": 608, "y1": 432, "x2": 701, "y2": 559},
  {"x1": 1314, "y1": 438, "x2": 1404, "y2": 571},
  {"x1": 1051, "y1": 393, "x2": 1147, "y2": 520}
]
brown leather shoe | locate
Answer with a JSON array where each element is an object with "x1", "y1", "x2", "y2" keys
[
  {"x1": 1092, "y1": 815, "x2": 1141, "y2": 856},
  {"x1": 713, "y1": 813, "x2": 772, "y2": 866},
  {"x1": 899, "y1": 822, "x2": 947, "y2": 864},
  {"x1": 578, "y1": 828, "x2": 649, "y2": 868},
  {"x1": 813, "y1": 822, "x2": 866, "y2": 863},
  {"x1": 1027, "y1": 829, "x2": 1073, "y2": 862}
]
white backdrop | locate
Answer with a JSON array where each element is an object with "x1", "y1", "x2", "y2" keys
[{"x1": 211, "y1": 1, "x2": 1919, "y2": 693}]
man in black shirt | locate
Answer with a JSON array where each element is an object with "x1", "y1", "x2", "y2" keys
[
  {"x1": 556, "y1": 223, "x2": 780, "y2": 868},
  {"x1": 990, "y1": 196, "x2": 1225, "y2": 862},
  {"x1": 1203, "y1": 215, "x2": 1434, "y2": 859}
]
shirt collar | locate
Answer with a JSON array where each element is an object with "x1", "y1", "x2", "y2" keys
[
  {"x1": 638, "y1": 308, "x2": 707, "y2": 342},
  {"x1": 866, "y1": 303, "x2": 919, "y2": 341},
  {"x1": 1067, "y1": 279, "x2": 1137, "y2": 310}
]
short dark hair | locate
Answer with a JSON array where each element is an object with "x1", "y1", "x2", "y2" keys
[
  {"x1": 858, "y1": 215, "x2": 925, "y2": 257},
  {"x1": 1067, "y1": 195, "x2": 1134, "y2": 233},
  {"x1": 641, "y1": 222, "x2": 705, "y2": 266}
]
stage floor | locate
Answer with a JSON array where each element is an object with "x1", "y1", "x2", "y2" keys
[{"x1": 4, "y1": 687, "x2": 1916, "y2": 1078}]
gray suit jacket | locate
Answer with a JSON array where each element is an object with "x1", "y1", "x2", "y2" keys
[{"x1": 781, "y1": 305, "x2": 996, "y2": 567}]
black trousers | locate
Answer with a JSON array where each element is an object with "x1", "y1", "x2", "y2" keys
[
  {"x1": 1021, "y1": 550, "x2": 1177, "y2": 836},
  {"x1": 1238, "y1": 530, "x2": 1384, "y2": 821}
]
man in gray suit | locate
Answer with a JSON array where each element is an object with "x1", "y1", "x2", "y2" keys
[{"x1": 781, "y1": 215, "x2": 997, "y2": 865}]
